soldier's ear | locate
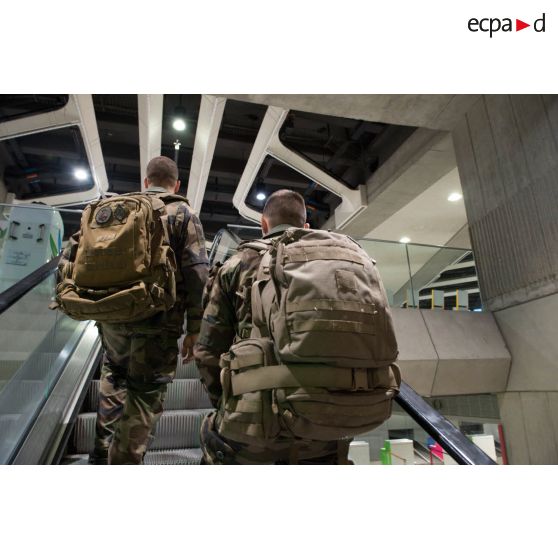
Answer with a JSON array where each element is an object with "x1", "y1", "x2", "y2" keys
[
  {"x1": 143, "y1": 177, "x2": 149, "y2": 190},
  {"x1": 261, "y1": 216, "x2": 270, "y2": 235},
  {"x1": 303, "y1": 222, "x2": 310, "y2": 229},
  {"x1": 174, "y1": 180, "x2": 181, "y2": 194}
]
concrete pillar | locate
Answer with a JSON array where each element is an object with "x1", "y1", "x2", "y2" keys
[{"x1": 452, "y1": 95, "x2": 558, "y2": 463}]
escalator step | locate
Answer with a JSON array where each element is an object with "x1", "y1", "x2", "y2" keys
[
  {"x1": 73, "y1": 409, "x2": 212, "y2": 454},
  {"x1": 175, "y1": 360, "x2": 200, "y2": 379},
  {"x1": 63, "y1": 447, "x2": 203, "y2": 465},
  {"x1": 86, "y1": 378, "x2": 211, "y2": 412},
  {"x1": 144, "y1": 448, "x2": 203, "y2": 465}
]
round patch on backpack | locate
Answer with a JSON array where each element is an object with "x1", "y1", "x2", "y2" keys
[
  {"x1": 95, "y1": 206, "x2": 112, "y2": 225},
  {"x1": 114, "y1": 204, "x2": 128, "y2": 222}
]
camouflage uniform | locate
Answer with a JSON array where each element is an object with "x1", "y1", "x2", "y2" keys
[
  {"x1": 61, "y1": 186, "x2": 208, "y2": 464},
  {"x1": 194, "y1": 224, "x2": 347, "y2": 465}
]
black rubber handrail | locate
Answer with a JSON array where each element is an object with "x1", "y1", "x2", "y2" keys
[
  {"x1": 395, "y1": 382, "x2": 496, "y2": 465},
  {"x1": 0, "y1": 255, "x2": 61, "y2": 314}
]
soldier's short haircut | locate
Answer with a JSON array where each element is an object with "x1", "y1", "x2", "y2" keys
[
  {"x1": 262, "y1": 189, "x2": 307, "y2": 229},
  {"x1": 146, "y1": 156, "x2": 179, "y2": 188}
]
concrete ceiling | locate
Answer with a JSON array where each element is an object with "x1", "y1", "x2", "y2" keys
[
  {"x1": 366, "y1": 167, "x2": 468, "y2": 247},
  {"x1": 223, "y1": 94, "x2": 481, "y2": 131},
  {"x1": 1, "y1": 94, "x2": 478, "y2": 247}
]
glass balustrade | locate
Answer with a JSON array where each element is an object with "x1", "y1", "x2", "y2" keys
[{"x1": 0, "y1": 203, "x2": 82, "y2": 294}]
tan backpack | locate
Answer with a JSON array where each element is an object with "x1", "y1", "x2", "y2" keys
[
  {"x1": 55, "y1": 192, "x2": 184, "y2": 323},
  {"x1": 217, "y1": 228, "x2": 401, "y2": 446}
]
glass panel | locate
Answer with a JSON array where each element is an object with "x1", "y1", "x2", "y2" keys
[
  {"x1": 0, "y1": 203, "x2": 82, "y2": 294},
  {"x1": 0, "y1": 273, "x2": 88, "y2": 463},
  {"x1": 405, "y1": 243, "x2": 480, "y2": 311},
  {"x1": 358, "y1": 239, "x2": 410, "y2": 307},
  {"x1": 226, "y1": 225, "x2": 261, "y2": 241},
  {"x1": 209, "y1": 230, "x2": 241, "y2": 266},
  {"x1": 351, "y1": 401, "x2": 504, "y2": 465}
]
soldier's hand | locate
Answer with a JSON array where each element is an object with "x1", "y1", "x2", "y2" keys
[{"x1": 181, "y1": 333, "x2": 198, "y2": 363}]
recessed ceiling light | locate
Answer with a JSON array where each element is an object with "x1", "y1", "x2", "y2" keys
[
  {"x1": 448, "y1": 192, "x2": 463, "y2": 202},
  {"x1": 256, "y1": 192, "x2": 266, "y2": 201},
  {"x1": 399, "y1": 236, "x2": 411, "y2": 244},
  {"x1": 74, "y1": 168, "x2": 88, "y2": 181}
]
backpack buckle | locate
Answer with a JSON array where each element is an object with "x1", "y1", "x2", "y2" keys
[{"x1": 352, "y1": 368, "x2": 369, "y2": 391}]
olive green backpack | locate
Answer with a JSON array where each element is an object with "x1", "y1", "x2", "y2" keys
[
  {"x1": 217, "y1": 228, "x2": 401, "y2": 446},
  {"x1": 55, "y1": 192, "x2": 185, "y2": 323}
]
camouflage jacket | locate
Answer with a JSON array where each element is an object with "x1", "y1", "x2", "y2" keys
[
  {"x1": 194, "y1": 224, "x2": 292, "y2": 407},
  {"x1": 59, "y1": 186, "x2": 209, "y2": 334}
]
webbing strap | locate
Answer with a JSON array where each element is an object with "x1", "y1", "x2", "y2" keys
[
  {"x1": 284, "y1": 247, "x2": 367, "y2": 265},
  {"x1": 286, "y1": 299, "x2": 377, "y2": 314},
  {"x1": 224, "y1": 399, "x2": 262, "y2": 413},
  {"x1": 257, "y1": 250, "x2": 272, "y2": 281},
  {"x1": 230, "y1": 352, "x2": 265, "y2": 370},
  {"x1": 231, "y1": 364, "x2": 354, "y2": 395},
  {"x1": 291, "y1": 319, "x2": 376, "y2": 335}
]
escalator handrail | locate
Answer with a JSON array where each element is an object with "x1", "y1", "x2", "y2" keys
[
  {"x1": 0, "y1": 254, "x2": 61, "y2": 314},
  {"x1": 395, "y1": 383, "x2": 496, "y2": 465}
]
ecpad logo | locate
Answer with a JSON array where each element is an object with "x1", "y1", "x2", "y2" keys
[{"x1": 468, "y1": 13, "x2": 546, "y2": 37}]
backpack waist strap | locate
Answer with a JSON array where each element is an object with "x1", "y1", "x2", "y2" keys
[{"x1": 230, "y1": 364, "x2": 374, "y2": 395}]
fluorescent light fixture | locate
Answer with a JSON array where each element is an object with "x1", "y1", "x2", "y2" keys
[
  {"x1": 256, "y1": 192, "x2": 266, "y2": 201},
  {"x1": 74, "y1": 168, "x2": 88, "y2": 181},
  {"x1": 173, "y1": 118, "x2": 186, "y2": 131},
  {"x1": 399, "y1": 236, "x2": 411, "y2": 243},
  {"x1": 448, "y1": 192, "x2": 463, "y2": 202}
]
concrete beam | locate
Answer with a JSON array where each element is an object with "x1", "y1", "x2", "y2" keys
[
  {"x1": 0, "y1": 94, "x2": 108, "y2": 206},
  {"x1": 233, "y1": 105, "x2": 366, "y2": 227},
  {"x1": 137, "y1": 94, "x2": 164, "y2": 187},
  {"x1": 343, "y1": 130, "x2": 456, "y2": 238},
  {"x1": 186, "y1": 95, "x2": 226, "y2": 213},
  {"x1": 233, "y1": 106, "x2": 289, "y2": 223},
  {"x1": 222, "y1": 94, "x2": 481, "y2": 131},
  {"x1": 391, "y1": 308, "x2": 511, "y2": 397}
]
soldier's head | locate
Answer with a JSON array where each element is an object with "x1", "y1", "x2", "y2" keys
[
  {"x1": 144, "y1": 156, "x2": 180, "y2": 193},
  {"x1": 261, "y1": 189, "x2": 309, "y2": 235}
]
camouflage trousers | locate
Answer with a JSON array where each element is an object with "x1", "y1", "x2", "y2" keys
[
  {"x1": 89, "y1": 323, "x2": 179, "y2": 465},
  {"x1": 200, "y1": 412, "x2": 352, "y2": 465}
]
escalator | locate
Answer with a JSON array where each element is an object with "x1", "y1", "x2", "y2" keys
[
  {"x1": 63, "y1": 359, "x2": 211, "y2": 465},
  {"x1": 0, "y1": 223, "x2": 496, "y2": 465}
]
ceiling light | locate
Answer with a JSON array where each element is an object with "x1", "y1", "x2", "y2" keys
[
  {"x1": 172, "y1": 106, "x2": 187, "y2": 132},
  {"x1": 74, "y1": 168, "x2": 88, "y2": 181},
  {"x1": 448, "y1": 192, "x2": 463, "y2": 202},
  {"x1": 399, "y1": 236, "x2": 411, "y2": 244},
  {"x1": 173, "y1": 118, "x2": 186, "y2": 131},
  {"x1": 256, "y1": 192, "x2": 266, "y2": 201}
]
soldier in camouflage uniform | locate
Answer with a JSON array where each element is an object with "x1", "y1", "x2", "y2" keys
[
  {"x1": 61, "y1": 156, "x2": 209, "y2": 464},
  {"x1": 194, "y1": 190, "x2": 347, "y2": 464}
]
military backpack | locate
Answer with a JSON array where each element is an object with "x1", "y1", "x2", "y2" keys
[
  {"x1": 55, "y1": 192, "x2": 185, "y2": 324},
  {"x1": 217, "y1": 227, "x2": 401, "y2": 446}
]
